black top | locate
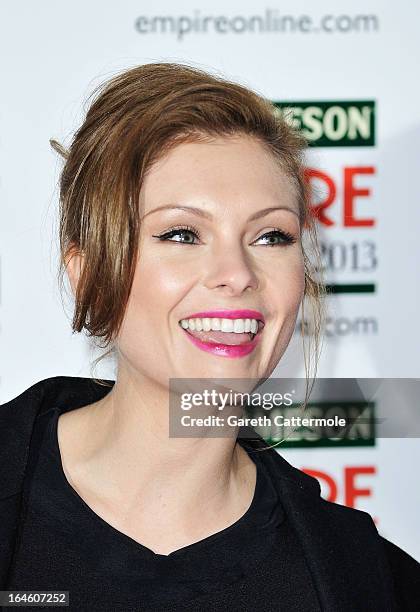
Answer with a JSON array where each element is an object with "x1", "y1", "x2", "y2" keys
[
  {"x1": 2, "y1": 375, "x2": 420, "y2": 611},
  {"x1": 7, "y1": 406, "x2": 320, "y2": 611}
]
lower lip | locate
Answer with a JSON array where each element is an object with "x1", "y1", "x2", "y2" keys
[{"x1": 181, "y1": 328, "x2": 262, "y2": 358}]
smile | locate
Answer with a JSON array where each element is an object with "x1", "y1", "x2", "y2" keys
[{"x1": 178, "y1": 309, "x2": 265, "y2": 358}]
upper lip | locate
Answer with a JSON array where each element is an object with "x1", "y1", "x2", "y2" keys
[{"x1": 179, "y1": 309, "x2": 265, "y2": 324}]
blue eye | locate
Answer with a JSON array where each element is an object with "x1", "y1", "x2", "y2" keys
[
  {"x1": 152, "y1": 226, "x2": 296, "y2": 246},
  {"x1": 153, "y1": 225, "x2": 201, "y2": 244},
  {"x1": 254, "y1": 230, "x2": 296, "y2": 246}
]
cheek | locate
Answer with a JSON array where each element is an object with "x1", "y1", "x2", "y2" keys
[
  {"x1": 270, "y1": 252, "x2": 305, "y2": 315},
  {"x1": 119, "y1": 254, "x2": 192, "y2": 336}
]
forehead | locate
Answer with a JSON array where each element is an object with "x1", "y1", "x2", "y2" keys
[{"x1": 139, "y1": 134, "x2": 299, "y2": 218}]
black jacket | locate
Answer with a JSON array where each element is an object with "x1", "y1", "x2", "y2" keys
[{"x1": 0, "y1": 376, "x2": 419, "y2": 611}]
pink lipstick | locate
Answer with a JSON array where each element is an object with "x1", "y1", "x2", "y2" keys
[
  {"x1": 179, "y1": 309, "x2": 265, "y2": 359},
  {"x1": 183, "y1": 309, "x2": 265, "y2": 322}
]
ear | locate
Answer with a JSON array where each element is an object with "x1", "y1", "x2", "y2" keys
[{"x1": 64, "y1": 244, "x2": 84, "y2": 297}]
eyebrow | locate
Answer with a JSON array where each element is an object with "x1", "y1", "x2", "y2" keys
[{"x1": 140, "y1": 204, "x2": 300, "y2": 221}]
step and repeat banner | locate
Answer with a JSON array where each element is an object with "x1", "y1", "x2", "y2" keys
[{"x1": 1, "y1": 2, "x2": 419, "y2": 559}]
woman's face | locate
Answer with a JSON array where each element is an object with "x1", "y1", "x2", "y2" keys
[{"x1": 116, "y1": 134, "x2": 305, "y2": 385}]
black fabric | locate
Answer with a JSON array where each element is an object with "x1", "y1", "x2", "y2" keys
[
  {"x1": 0, "y1": 376, "x2": 419, "y2": 611},
  {"x1": 7, "y1": 406, "x2": 320, "y2": 611}
]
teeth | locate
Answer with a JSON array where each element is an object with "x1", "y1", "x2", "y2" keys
[
  {"x1": 179, "y1": 317, "x2": 261, "y2": 334},
  {"x1": 202, "y1": 318, "x2": 212, "y2": 331},
  {"x1": 221, "y1": 319, "x2": 234, "y2": 332}
]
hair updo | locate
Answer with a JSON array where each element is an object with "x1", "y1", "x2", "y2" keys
[{"x1": 51, "y1": 62, "x2": 325, "y2": 390}]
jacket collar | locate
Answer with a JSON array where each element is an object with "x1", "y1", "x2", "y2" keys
[{"x1": 0, "y1": 376, "x2": 397, "y2": 610}]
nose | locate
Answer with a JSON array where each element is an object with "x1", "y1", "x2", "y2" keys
[{"x1": 203, "y1": 243, "x2": 259, "y2": 296}]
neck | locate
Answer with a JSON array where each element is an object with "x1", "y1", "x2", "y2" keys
[{"x1": 59, "y1": 362, "x2": 257, "y2": 553}]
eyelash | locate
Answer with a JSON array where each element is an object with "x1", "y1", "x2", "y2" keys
[{"x1": 152, "y1": 224, "x2": 296, "y2": 247}]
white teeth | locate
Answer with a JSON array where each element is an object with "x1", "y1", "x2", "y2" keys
[
  {"x1": 202, "y1": 318, "x2": 212, "y2": 331},
  {"x1": 221, "y1": 319, "x2": 234, "y2": 332},
  {"x1": 179, "y1": 317, "x2": 262, "y2": 334}
]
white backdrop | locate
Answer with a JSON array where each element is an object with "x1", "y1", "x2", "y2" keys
[{"x1": 1, "y1": 1, "x2": 419, "y2": 560}]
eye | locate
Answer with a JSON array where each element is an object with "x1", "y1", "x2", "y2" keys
[
  {"x1": 152, "y1": 225, "x2": 201, "y2": 244},
  {"x1": 254, "y1": 229, "x2": 296, "y2": 247},
  {"x1": 152, "y1": 226, "x2": 296, "y2": 246}
]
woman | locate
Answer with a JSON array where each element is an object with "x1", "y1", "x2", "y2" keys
[{"x1": 0, "y1": 62, "x2": 419, "y2": 611}]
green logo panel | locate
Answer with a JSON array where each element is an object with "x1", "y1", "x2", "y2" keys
[
  {"x1": 273, "y1": 100, "x2": 376, "y2": 147},
  {"x1": 244, "y1": 401, "x2": 376, "y2": 448}
]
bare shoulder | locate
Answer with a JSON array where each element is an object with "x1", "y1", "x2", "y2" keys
[
  {"x1": 58, "y1": 403, "x2": 92, "y2": 447},
  {"x1": 57, "y1": 399, "x2": 106, "y2": 470}
]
